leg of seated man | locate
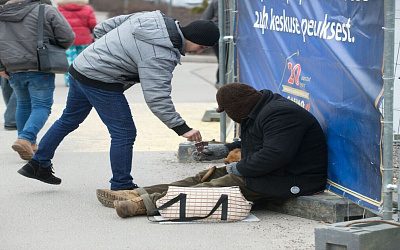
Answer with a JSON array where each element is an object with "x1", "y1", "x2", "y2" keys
[
  {"x1": 139, "y1": 166, "x2": 225, "y2": 195},
  {"x1": 99, "y1": 166, "x2": 224, "y2": 208}
]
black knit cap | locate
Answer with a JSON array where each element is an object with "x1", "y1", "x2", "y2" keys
[
  {"x1": 216, "y1": 83, "x2": 262, "y2": 123},
  {"x1": 181, "y1": 20, "x2": 220, "y2": 46}
]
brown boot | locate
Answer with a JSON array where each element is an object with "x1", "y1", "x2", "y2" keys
[
  {"x1": 96, "y1": 189, "x2": 140, "y2": 208},
  {"x1": 114, "y1": 197, "x2": 147, "y2": 218},
  {"x1": 12, "y1": 139, "x2": 34, "y2": 160}
]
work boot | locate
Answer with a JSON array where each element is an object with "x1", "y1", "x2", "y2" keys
[
  {"x1": 17, "y1": 160, "x2": 61, "y2": 185},
  {"x1": 12, "y1": 139, "x2": 34, "y2": 160},
  {"x1": 96, "y1": 189, "x2": 140, "y2": 208},
  {"x1": 114, "y1": 197, "x2": 147, "y2": 218}
]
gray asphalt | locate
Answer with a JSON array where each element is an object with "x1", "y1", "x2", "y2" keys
[{"x1": 0, "y1": 58, "x2": 323, "y2": 250}]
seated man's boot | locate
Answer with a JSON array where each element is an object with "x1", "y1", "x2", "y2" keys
[
  {"x1": 96, "y1": 189, "x2": 140, "y2": 208},
  {"x1": 17, "y1": 160, "x2": 61, "y2": 185},
  {"x1": 12, "y1": 139, "x2": 34, "y2": 160},
  {"x1": 114, "y1": 197, "x2": 147, "y2": 218}
]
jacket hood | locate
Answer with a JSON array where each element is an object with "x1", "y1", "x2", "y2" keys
[
  {"x1": 0, "y1": 0, "x2": 38, "y2": 22},
  {"x1": 58, "y1": 3, "x2": 85, "y2": 11},
  {"x1": 132, "y1": 11, "x2": 183, "y2": 52}
]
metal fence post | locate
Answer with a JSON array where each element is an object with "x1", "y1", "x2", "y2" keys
[
  {"x1": 382, "y1": 0, "x2": 396, "y2": 220},
  {"x1": 218, "y1": 0, "x2": 227, "y2": 143}
]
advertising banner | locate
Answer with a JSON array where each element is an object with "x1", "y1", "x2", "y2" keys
[{"x1": 236, "y1": 0, "x2": 384, "y2": 212}]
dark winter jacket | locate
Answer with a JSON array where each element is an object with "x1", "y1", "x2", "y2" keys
[
  {"x1": 58, "y1": 3, "x2": 96, "y2": 45},
  {"x1": 0, "y1": 0, "x2": 74, "y2": 72},
  {"x1": 227, "y1": 90, "x2": 328, "y2": 199}
]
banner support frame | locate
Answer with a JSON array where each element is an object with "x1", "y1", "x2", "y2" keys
[{"x1": 382, "y1": 0, "x2": 396, "y2": 221}]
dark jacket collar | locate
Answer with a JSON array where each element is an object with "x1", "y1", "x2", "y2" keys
[
  {"x1": 162, "y1": 14, "x2": 185, "y2": 55},
  {"x1": 247, "y1": 89, "x2": 274, "y2": 120}
]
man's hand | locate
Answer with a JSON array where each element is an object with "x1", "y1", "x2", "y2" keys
[
  {"x1": 182, "y1": 129, "x2": 202, "y2": 142},
  {"x1": 0, "y1": 71, "x2": 9, "y2": 79},
  {"x1": 192, "y1": 144, "x2": 229, "y2": 161},
  {"x1": 225, "y1": 162, "x2": 243, "y2": 176}
]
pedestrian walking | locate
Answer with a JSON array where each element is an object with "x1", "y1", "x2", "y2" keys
[
  {"x1": 0, "y1": 0, "x2": 75, "y2": 160},
  {"x1": 0, "y1": 1, "x2": 17, "y2": 131},
  {"x1": 202, "y1": 0, "x2": 220, "y2": 87},
  {"x1": 17, "y1": 10, "x2": 220, "y2": 191},
  {"x1": 1, "y1": 77, "x2": 17, "y2": 130}
]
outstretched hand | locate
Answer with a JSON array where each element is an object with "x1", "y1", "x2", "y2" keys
[{"x1": 182, "y1": 129, "x2": 202, "y2": 142}]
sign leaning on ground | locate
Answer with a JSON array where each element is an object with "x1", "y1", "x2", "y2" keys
[{"x1": 236, "y1": 0, "x2": 384, "y2": 212}]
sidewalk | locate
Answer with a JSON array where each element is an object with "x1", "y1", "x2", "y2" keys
[{"x1": 0, "y1": 61, "x2": 322, "y2": 250}]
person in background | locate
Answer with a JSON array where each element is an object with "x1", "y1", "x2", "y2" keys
[
  {"x1": 201, "y1": 0, "x2": 220, "y2": 87},
  {"x1": 57, "y1": 0, "x2": 96, "y2": 86},
  {"x1": 96, "y1": 83, "x2": 328, "y2": 219},
  {"x1": 1, "y1": 77, "x2": 17, "y2": 131},
  {"x1": 0, "y1": 0, "x2": 74, "y2": 160},
  {"x1": 0, "y1": 2, "x2": 16, "y2": 131},
  {"x1": 16, "y1": 11, "x2": 220, "y2": 192}
]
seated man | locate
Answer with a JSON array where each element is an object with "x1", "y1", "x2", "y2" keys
[{"x1": 97, "y1": 83, "x2": 328, "y2": 218}]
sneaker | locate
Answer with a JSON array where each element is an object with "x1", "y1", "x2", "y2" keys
[
  {"x1": 12, "y1": 139, "x2": 34, "y2": 160},
  {"x1": 17, "y1": 160, "x2": 61, "y2": 185},
  {"x1": 114, "y1": 197, "x2": 147, "y2": 218},
  {"x1": 96, "y1": 189, "x2": 140, "y2": 208}
]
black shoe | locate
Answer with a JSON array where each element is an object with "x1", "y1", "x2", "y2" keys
[
  {"x1": 4, "y1": 124, "x2": 17, "y2": 130},
  {"x1": 17, "y1": 160, "x2": 61, "y2": 185}
]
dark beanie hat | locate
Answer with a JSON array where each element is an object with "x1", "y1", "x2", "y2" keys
[
  {"x1": 216, "y1": 83, "x2": 262, "y2": 123},
  {"x1": 181, "y1": 20, "x2": 220, "y2": 46}
]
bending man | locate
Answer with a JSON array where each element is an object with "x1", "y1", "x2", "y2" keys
[{"x1": 17, "y1": 11, "x2": 220, "y2": 191}]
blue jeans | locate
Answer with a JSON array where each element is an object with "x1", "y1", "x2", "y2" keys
[
  {"x1": 1, "y1": 77, "x2": 17, "y2": 127},
  {"x1": 9, "y1": 72, "x2": 55, "y2": 143},
  {"x1": 33, "y1": 76, "x2": 137, "y2": 190}
]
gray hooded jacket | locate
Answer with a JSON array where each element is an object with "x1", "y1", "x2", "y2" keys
[
  {"x1": 70, "y1": 10, "x2": 191, "y2": 135},
  {"x1": 0, "y1": 0, "x2": 74, "y2": 72}
]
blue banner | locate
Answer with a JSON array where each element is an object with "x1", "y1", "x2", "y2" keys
[{"x1": 236, "y1": 0, "x2": 384, "y2": 212}]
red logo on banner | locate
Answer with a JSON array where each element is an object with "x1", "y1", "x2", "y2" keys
[{"x1": 287, "y1": 62, "x2": 302, "y2": 86}]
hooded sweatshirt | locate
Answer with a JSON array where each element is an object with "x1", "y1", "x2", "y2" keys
[
  {"x1": 0, "y1": 0, "x2": 74, "y2": 72},
  {"x1": 70, "y1": 10, "x2": 190, "y2": 135}
]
